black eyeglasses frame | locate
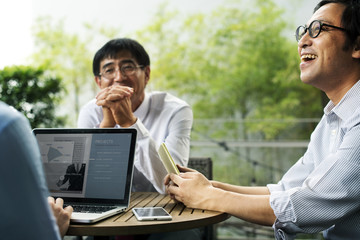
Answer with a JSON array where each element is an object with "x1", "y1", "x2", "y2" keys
[{"x1": 295, "y1": 20, "x2": 347, "y2": 42}]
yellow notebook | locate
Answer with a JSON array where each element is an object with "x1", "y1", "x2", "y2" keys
[{"x1": 158, "y1": 143, "x2": 180, "y2": 175}]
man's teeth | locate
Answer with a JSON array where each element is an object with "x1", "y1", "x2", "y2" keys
[{"x1": 301, "y1": 54, "x2": 317, "y2": 60}]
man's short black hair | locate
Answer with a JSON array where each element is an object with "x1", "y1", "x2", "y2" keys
[
  {"x1": 93, "y1": 38, "x2": 150, "y2": 76},
  {"x1": 314, "y1": 0, "x2": 360, "y2": 50}
]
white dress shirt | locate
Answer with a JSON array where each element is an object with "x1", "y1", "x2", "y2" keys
[
  {"x1": 78, "y1": 91, "x2": 193, "y2": 193},
  {"x1": 267, "y1": 80, "x2": 360, "y2": 240}
]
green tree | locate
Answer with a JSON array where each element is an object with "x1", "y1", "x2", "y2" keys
[
  {"x1": 136, "y1": 0, "x2": 323, "y2": 140},
  {"x1": 31, "y1": 16, "x2": 94, "y2": 126},
  {"x1": 0, "y1": 65, "x2": 65, "y2": 128},
  {"x1": 133, "y1": 0, "x2": 324, "y2": 185}
]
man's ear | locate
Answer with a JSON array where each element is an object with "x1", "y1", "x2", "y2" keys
[
  {"x1": 352, "y1": 36, "x2": 360, "y2": 59},
  {"x1": 95, "y1": 76, "x2": 101, "y2": 88},
  {"x1": 144, "y1": 66, "x2": 151, "y2": 85}
]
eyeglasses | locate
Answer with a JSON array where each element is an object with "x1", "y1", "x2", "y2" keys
[
  {"x1": 295, "y1": 20, "x2": 347, "y2": 42},
  {"x1": 99, "y1": 62, "x2": 144, "y2": 80}
]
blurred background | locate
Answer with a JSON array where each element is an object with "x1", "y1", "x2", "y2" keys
[{"x1": 0, "y1": 0, "x2": 324, "y2": 239}]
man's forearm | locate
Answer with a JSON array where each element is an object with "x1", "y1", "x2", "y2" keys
[
  {"x1": 211, "y1": 181, "x2": 270, "y2": 195},
  {"x1": 206, "y1": 187, "x2": 275, "y2": 226}
]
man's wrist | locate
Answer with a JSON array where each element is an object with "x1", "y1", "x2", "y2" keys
[
  {"x1": 101, "y1": 107, "x2": 116, "y2": 127},
  {"x1": 100, "y1": 121, "x2": 116, "y2": 128},
  {"x1": 120, "y1": 117, "x2": 137, "y2": 128}
]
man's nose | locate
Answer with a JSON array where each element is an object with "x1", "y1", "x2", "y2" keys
[
  {"x1": 113, "y1": 70, "x2": 126, "y2": 82},
  {"x1": 298, "y1": 31, "x2": 312, "y2": 49}
]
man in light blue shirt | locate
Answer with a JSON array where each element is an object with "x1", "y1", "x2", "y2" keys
[
  {"x1": 0, "y1": 101, "x2": 73, "y2": 239},
  {"x1": 165, "y1": 1, "x2": 360, "y2": 239}
]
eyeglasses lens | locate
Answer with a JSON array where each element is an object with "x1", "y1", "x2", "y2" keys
[
  {"x1": 296, "y1": 20, "x2": 323, "y2": 42},
  {"x1": 310, "y1": 21, "x2": 321, "y2": 38},
  {"x1": 101, "y1": 63, "x2": 139, "y2": 79},
  {"x1": 296, "y1": 26, "x2": 306, "y2": 42}
]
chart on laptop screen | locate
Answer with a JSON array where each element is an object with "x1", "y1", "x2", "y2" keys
[{"x1": 36, "y1": 132, "x2": 132, "y2": 199}]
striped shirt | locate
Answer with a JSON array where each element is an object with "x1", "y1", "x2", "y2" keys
[{"x1": 267, "y1": 80, "x2": 360, "y2": 240}]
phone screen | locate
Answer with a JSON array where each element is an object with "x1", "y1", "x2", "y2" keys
[{"x1": 132, "y1": 207, "x2": 172, "y2": 221}]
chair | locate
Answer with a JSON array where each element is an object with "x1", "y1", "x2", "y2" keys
[
  {"x1": 187, "y1": 157, "x2": 214, "y2": 240},
  {"x1": 188, "y1": 157, "x2": 213, "y2": 180}
]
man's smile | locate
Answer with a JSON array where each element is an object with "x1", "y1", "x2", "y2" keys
[{"x1": 301, "y1": 54, "x2": 318, "y2": 62}]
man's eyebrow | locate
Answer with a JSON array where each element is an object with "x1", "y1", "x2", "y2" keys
[
  {"x1": 320, "y1": 19, "x2": 332, "y2": 24},
  {"x1": 102, "y1": 59, "x2": 136, "y2": 69},
  {"x1": 102, "y1": 62, "x2": 115, "y2": 69},
  {"x1": 120, "y1": 59, "x2": 136, "y2": 64},
  {"x1": 316, "y1": 18, "x2": 334, "y2": 24}
]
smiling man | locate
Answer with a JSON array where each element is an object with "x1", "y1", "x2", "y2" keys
[
  {"x1": 78, "y1": 38, "x2": 193, "y2": 194},
  {"x1": 165, "y1": 1, "x2": 360, "y2": 239}
]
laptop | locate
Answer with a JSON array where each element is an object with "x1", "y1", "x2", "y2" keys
[{"x1": 33, "y1": 128, "x2": 137, "y2": 224}]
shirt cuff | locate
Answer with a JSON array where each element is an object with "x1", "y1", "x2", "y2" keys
[
  {"x1": 267, "y1": 182, "x2": 285, "y2": 193},
  {"x1": 270, "y1": 190, "x2": 297, "y2": 223},
  {"x1": 131, "y1": 119, "x2": 149, "y2": 140}
]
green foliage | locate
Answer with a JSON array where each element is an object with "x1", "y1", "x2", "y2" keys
[
  {"x1": 129, "y1": 0, "x2": 325, "y2": 186},
  {"x1": 31, "y1": 16, "x2": 94, "y2": 125},
  {"x1": 0, "y1": 65, "x2": 65, "y2": 128},
  {"x1": 136, "y1": 0, "x2": 323, "y2": 140}
]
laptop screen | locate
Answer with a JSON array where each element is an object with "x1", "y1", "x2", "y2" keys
[{"x1": 33, "y1": 128, "x2": 136, "y2": 204}]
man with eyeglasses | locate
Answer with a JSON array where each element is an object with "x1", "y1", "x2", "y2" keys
[
  {"x1": 78, "y1": 38, "x2": 200, "y2": 240},
  {"x1": 78, "y1": 38, "x2": 193, "y2": 195},
  {"x1": 165, "y1": 1, "x2": 360, "y2": 239}
]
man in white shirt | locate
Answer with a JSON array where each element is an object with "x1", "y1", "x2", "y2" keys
[
  {"x1": 165, "y1": 1, "x2": 360, "y2": 239},
  {"x1": 78, "y1": 38, "x2": 193, "y2": 194}
]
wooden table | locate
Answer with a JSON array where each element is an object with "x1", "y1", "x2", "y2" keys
[{"x1": 67, "y1": 192, "x2": 229, "y2": 236}]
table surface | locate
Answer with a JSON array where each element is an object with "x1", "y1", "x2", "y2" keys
[{"x1": 67, "y1": 192, "x2": 229, "y2": 236}]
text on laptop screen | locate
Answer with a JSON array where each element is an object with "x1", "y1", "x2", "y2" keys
[{"x1": 35, "y1": 132, "x2": 133, "y2": 200}]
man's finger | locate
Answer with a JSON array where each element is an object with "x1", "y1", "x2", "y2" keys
[
  {"x1": 106, "y1": 93, "x2": 128, "y2": 101},
  {"x1": 169, "y1": 173, "x2": 184, "y2": 186},
  {"x1": 167, "y1": 181, "x2": 181, "y2": 196},
  {"x1": 96, "y1": 87, "x2": 110, "y2": 99},
  {"x1": 48, "y1": 196, "x2": 55, "y2": 204},
  {"x1": 110, "y1": 85, "x2": 134, "y2": 94},
  {"x1": 96, "y1": 99, "x2": 108, "y2": 107},
  {"x1": 164, "y1": 174, "x2": 171, "y2": 185},
  {"x1": 177, "y1": 164, "x2": 197, "y2": 173},
  {"x1": 64, "y1": 205, "x2": 74, "y2": 213},
  {"x1": 55, "y1": 197, "x2": 64, "y2": 206},
  {"x1": 178, "y1": 171, "x2": 199, "y2": 180}
]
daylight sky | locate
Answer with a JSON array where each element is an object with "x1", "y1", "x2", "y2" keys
[{"x1": 0, "y1": 0, "x2": 314, "y2": 69}]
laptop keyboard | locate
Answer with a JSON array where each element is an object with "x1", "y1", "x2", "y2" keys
[{"x1": 66, "y1": 204, "x2": 118, "y2": 213}]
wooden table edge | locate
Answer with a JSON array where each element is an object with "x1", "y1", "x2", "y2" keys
[{"x1": 67, "y1": 212, "x2": 230, "y2": 236}]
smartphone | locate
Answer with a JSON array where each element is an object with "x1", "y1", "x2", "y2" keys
[{"x1": 132, "y1": 207, "x2": 172, "y2": 221}]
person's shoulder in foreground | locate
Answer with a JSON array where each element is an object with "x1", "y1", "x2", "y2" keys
[{"x1": 0, "y1": 101, "x2": 72, "y2": 239}]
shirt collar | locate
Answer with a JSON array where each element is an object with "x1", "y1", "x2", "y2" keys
[
  {"x1": 134, "y1": 92, "x2": 150, "y2": 120},
  {"x1": 324, "y1": 80, "x2": 360, "y2": 121}
]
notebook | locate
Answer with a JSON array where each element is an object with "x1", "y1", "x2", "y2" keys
[
  {"x1": 158, "y1": 143, "x2": 180, "y2": 175},
  {"x1": 33, "y1": 128, "x2": 137, "y2": 223}
]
